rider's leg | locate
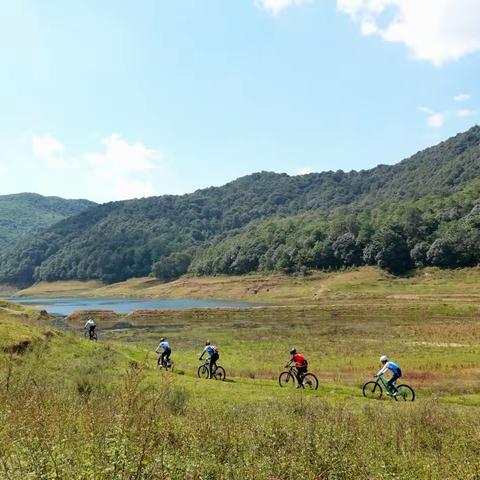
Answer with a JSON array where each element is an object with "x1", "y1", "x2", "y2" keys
[
  {"x1": 386, "y1": 373, "x2": 401, "y2": 394},
  {"x1": 210, "y1": 353, "x2": 219, "y2": 378},
  {"x1": 161, "y1": 351, "x2": 167, "y2": 367},
  {"x1": 296, "y1": 366, "x2": 307, "y2": 386},
  {"x1": 164, "y1": 347, "x2": 172, "y2": 366}
]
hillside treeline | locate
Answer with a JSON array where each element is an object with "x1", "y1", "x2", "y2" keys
[
  {"x1": 190, "y1": 180, "x2": 480, "y2": 276},
  {"x1": 0, "y1": 126, "x2": 479, "y2": 286},
  {"x1": 0, "y1": 193, "x2": 95, "y2": 249}
]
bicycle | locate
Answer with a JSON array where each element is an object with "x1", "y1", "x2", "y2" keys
[
  {"x1": 157, "y1": 355, "x2": 174, "y2": 371},
  {"x1": 84, "y1": 328, "x2": 98, "y2": 341},
  {"x1": 278, "y1": 365, "x2": 319, "y2": 390},
  {"x1": 363, "y1": 374, "x2": 415, "y2": 401},
  {"x1": 197, "y1": 358, "x2": 226, "y2": 381}
]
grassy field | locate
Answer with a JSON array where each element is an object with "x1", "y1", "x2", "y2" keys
[
  {"x1": 1, "y1": 268, "x2": 480, "y2": 478},
  {"x1": 16, "y1": 266, "x2": 480, "y2": 307}
]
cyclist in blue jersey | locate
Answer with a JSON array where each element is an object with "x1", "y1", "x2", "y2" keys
[
  {"x1": 375, "y1": 355, "x2": 402, "y2": 396},
  {"x1": 199, "y1": 340, "x2": 219, "y2": 379},
  {"x1": 155, "y1": 337, "x2": 171, "y2": 368}
]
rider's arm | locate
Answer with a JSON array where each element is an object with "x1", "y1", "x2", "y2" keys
[
  {"x1": 155, "y1": 342, "x2": 162, "y2": 354},
  {"x1": 375, "y1": 363, "x2": 389, "y2": 377},
  {"x1": 199, "y1": 346, "x2": 208, "y2": 359}
]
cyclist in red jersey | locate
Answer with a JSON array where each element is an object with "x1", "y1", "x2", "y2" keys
[{"x1": 287, "y1": 347, "x2": 308, "y2": 388}]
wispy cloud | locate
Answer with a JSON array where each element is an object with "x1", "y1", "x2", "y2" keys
[
  {"x1": 454, "y1": 94, "x2": 471, "y2": 102},
  {"x1": 336, "y1": 0, "x2": 480, "y2": 66},
  {"x1": 255, "y1": 0, "x2": 309, "y2": 15},
  {"x1": 456, "y1": 109, "x2": 477, "y2": 118},
  {"x1": 416, "y1": 106, "x2": 434, "y2": 115}
]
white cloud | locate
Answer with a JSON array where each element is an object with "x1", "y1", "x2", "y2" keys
[
  {"x1": 256, "y1": 0, "x2": 309, "y2": 14},
  {"x1": 32, "y1": 133, "x2": 161, "y2": 200},
  {"x1": 417, "y1": 107, "x2": 447, "y2": 128},
  {"x1": 32, "y1": 134, "x2": 79, "y2": 170},
  {"x1": 83, "y1": 134, "x2": 160, "y2": 200},
  {"x1": 427, "y1": 112, "x2": 447, "y2": 128},
  {"x1": 456, "y1": 108, "x2": 477, "y2": 118},
  {"x1": 337, "y1": 0, "x2": 480, "y2": 66},
  {"x1": 297, "y1": 166, "x2": 314, "y2": 175},
  {"x1": 32, "y1": 134, "x2": 64, "y2": 159},
  {"x1": 84, "y1": 134, "x2": 157, "y2": 177},
  {"x1": 454, "y1": 93, "x2": 471, "y2": 102}
]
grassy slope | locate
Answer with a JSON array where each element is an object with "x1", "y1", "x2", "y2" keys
[
  {"x1": 1, "y1": 296, "x2": 480, "y2": 478},
  {"x1": 17, "y1": 266, "x2": 480, "y2": 306}
]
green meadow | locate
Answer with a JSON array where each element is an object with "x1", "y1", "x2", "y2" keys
[{"x1": 1, "y1": 268, "x2": 480, "y2": 478}]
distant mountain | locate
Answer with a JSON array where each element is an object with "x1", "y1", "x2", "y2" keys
[
  {"x1": 0, "y1": 193, "x2": 96, "y2": 249},
  {"x1": 0, "y1": 126, "x2": 479, "y2": 286}
]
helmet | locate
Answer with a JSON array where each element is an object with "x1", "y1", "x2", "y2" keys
[
  {"x1": 205, "y1": 340, "x2": 211, "y2": 345},
  {"x1": 379, "y1": 355, "x2": 388, "y2": 363},
  {"x1": 290, "y1": 347, "x2": 297, "y2": 354},
  {"x1": 160, "y1": 337, "x2": 165, "y2": 342}
]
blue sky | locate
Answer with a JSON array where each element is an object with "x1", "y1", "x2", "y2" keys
[{"x1": 0, "y1": 0, "x2": 479, "y2": 202}]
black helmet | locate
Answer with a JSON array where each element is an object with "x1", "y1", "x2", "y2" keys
[
  {"x1": 290, "y1": 347, "x2": 297, "y2": 354},
  {"x1": 205, "y1": 340, "x2": 211, "y2": 345}
]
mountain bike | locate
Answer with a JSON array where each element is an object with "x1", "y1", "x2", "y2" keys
[
  {"x1": 197, "y1": 358, "x2": 226, "y2": 381},
  {"x1": 157, "y1": 355, "x2": 174, "y2": 371},
  {"x1": 84, "y1": 328, "x2": 98, "y2": 341},
  {"x1": 278, "y1": 365, "x2": 319, "y2": 390},
  {"x1": 363, "y1": 374, "x2": 415, "y2": 401}
]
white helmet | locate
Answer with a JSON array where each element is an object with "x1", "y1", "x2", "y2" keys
[{"x1": 379, "y1": 355, "x2": 388, "y2": 363}]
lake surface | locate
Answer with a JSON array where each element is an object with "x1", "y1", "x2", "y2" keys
[{"x1": 8, "y1": 296, "x2": 261, "y2": 316}]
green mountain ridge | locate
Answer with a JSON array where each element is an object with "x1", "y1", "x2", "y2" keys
[
  {"x1": 0, "y1": 193, "x2": 96, "y2": 249},
  {"x1": 0, "y1": 126, "x2": 479, "y2": 286}
]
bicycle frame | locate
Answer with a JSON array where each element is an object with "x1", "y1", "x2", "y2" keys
[
  {"x1": 284, "y1": 364, "x2": 302, "y2": 381},
  {"x1": 375, "y1": 374, "x2": 396, "y2": 393}
]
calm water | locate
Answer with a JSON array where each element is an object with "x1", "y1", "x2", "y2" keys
[{"x1": 8, "y1": 296, "x2": 260, "y2": 316}]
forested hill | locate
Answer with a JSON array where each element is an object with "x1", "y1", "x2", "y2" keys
[
  {"x1": 0, "y1": 126, "x2": 479, "y2": 287},
  {"x1": 0, "y1": 193, "x2": 96, "y2": 249}
]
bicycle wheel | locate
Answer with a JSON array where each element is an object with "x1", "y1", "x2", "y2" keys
[
  {"x1": 213, "y1": 366, "x2": 226, "y2": 381},
  {"x1": 197, "y1": 365, "x2": 209, "y2": 379},
  {"x1": 395, "y1": 384, "x2": 415, "y2": 402},
  {"x1": 363, "y1": 381, "x2": 383, "y2": 400},
  {"x1": 279, "y1": 371, "x2": 296, "y2": 387},
  {"x1": 302, "y1": 373, "x2": 319, "y2": 390}
]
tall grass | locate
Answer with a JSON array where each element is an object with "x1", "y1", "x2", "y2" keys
[{"x1": 0, "y1": 359, "x2": 479, "y2": 479}]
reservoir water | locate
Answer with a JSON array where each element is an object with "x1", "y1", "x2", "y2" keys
[{"x1": 8, "y1": 296, "x2": 260, "y2": 316}]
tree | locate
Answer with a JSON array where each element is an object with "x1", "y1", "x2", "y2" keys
[
  {"x1": 426, "y1": 239, "x2": 455, "y2": 267},
  {"x1": 410, "y1": 242, "x2": 430, "y2": 268},
  {"x1": 152, "y1": 253, "x2": 192, "y2": 281},
  {"x1": 374, "y1": 229, "x2": 413, "y2": 275},
  {"x1": 332, "y1": 233, "x2": 362, "y2": 267}
]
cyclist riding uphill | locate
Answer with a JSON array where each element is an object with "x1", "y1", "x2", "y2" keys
[
  {"x1": 375, "y1": 355, "x2": 402, "y2": 396},
  {"x1": 155, "y1": 337, "x2": 171, "y2": 367},
  {"x1": 199, "y1": 340, "x2": 219, "y2": 379},
  {"x1": 287, "y1": 347, "x2": 308, "y2": 388},
  {"x1": 84, "y1": 317, "x2": 96, "y2": 339}
]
